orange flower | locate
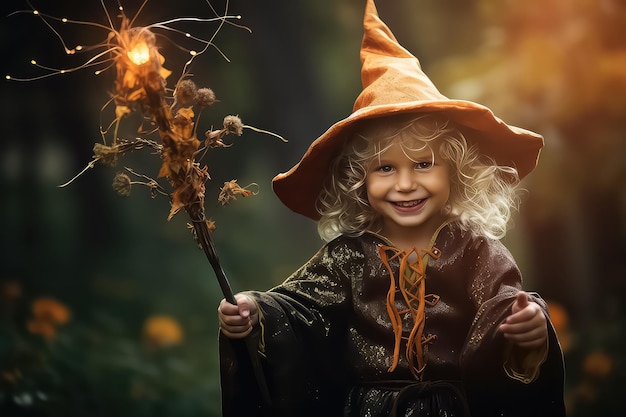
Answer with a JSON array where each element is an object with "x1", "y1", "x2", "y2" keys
[
  {"x1": 573, "y1": 380, "x2": 598, "y2": 402},
  {"x1": 583, "y1": 351, "x2": 613, "y2": 378},
  {"x1": 26, "y1": 319, "x2": 57, "y2": 341},
  {"x1": 32, "y1": 297, "x2": 71, "y2": 325},
  {"x1": 547, "y1": 300, "x2": 571, "y2": 352},
  {"x1": 26, "y1": 297, "x2": 71, "y2": 341},
  {"x1": 1, "y1": 281, "x2": 22, "y2": 300},
  {"x1": 1, "y1": 369, "x2": 22, "y2": 384},
  {"x1": 142, "y1": 315, "x2": 184, "y2": 348}
]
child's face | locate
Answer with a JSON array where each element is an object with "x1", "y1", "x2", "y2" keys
[{"x1": 365, "y1": 139, "x2": 450, "y2": 244}]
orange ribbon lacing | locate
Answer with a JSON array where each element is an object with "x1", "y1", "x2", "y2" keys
[{"x1": 378, "y1": 244, "x2": 441, "y2": 380}]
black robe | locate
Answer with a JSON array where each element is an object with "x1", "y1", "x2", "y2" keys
[{"x1": 219, "y1": 223, "x2": 566, "y2": 417}]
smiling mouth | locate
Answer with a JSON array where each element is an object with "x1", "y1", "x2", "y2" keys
[{"x1": 393, "y1": 198, "x2": 426, "y2": 208}]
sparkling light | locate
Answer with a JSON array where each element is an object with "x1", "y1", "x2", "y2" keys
[{"x1": 127, "y1": 42, "x2": 150, "y2": 65}]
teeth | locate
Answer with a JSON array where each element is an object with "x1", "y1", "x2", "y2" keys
[{"x1": 396, "y1": 199, "x2": 423, "y2": 207}]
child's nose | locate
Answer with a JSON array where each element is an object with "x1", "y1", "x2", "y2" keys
[{"x1": 395, "y1": 170, "x2": 418, "y2": 191}]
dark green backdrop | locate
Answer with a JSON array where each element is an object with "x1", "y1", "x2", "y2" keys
[{"x1": 1, "y1": 0, "x2": 624, "y2": 416}]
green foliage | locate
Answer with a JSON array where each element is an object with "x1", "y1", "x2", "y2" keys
[{"x1": 0, "y1": 289, "x2": 222, "y2": 417}]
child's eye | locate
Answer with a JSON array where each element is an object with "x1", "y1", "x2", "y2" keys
[
  {"x1": 415, "y1": 161, "x2": 432, "y2": 170},
  {"x1": 370, "y1": 163, "x2": 393, "y2": 173}
]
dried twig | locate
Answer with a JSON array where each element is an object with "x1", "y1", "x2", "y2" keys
[{"x1": 20, "y1": 1, "x2": 279, "y2": 410}]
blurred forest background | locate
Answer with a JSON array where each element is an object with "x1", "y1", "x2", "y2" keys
[{"x1": 0, "y1": 0, "x2": 624, "y2": 415}]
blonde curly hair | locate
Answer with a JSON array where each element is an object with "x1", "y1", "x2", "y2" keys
[{"x1": 316, "y1": 113, "x2": 521, "y2": 242}]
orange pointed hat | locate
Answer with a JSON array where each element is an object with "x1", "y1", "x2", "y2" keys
[{"x1": 272, "y1": 0, "x2": 543, "y2": 220}]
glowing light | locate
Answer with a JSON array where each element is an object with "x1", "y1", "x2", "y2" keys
[
  {"x1": 190, "y1": 51, "x2": 197, "y2": 56},
  {"x1": 127, "y1": 42, "x2": 150, "y2": 65},
  {"x1": 30, "y1": 60, "x2": 36, "y2": 65}
]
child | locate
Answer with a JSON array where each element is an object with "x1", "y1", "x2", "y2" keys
[{"x1": 218, "y1": 1, "x2": 565, "y2": 416}]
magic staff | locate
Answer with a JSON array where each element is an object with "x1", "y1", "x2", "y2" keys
[
  {"x1": 115, "y1": 20, "x2": 273, "y2": 410},
  {"x1": 14, "y1": 2, "x2": 276, "y2": 408}
]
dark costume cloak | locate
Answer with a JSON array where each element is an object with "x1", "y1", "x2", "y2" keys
[{"x1": 219, "y1": 222, "x2": 566, "y2": 417}]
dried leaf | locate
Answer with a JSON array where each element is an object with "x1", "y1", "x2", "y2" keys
[
  {"x1": 205, "y1": 129, "x2": 228, "y2": 148},
  {"x1": 218, "y1": 179, "x2": 256, "y2": 205},
  {"x1": 176, "y1": 106, "x2": 195, "y2": 120},
  {"x1": 115, "y1": 104, "x2": 131, "y2": 119},
  {"x1": 157, "y1": 52, "x2": 171, "y2": 80},
  {"x1": 122, "y1": 66, "x2": 139, "y2": 89},
  {"x1": 126, "y1": 88, "x2": 146, "y2": 102},
  {"x1": 157, "y1": 161, "x2": 171, "y2": 179},
  {"x1": 172, "y1": 113, "x2": 195, "y2": 140},
  {"x1": 168, "y1": 190, "x2": 186, "y2": 220}
]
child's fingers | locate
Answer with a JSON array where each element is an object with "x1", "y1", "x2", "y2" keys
[
  {"x1": 218, "y1": 295, "x2": 254, "y2": 318},
  {"x1": 512, "y1": 291, "x2": 529, "y2": 313},
  {"x1": 506, "y1": 299, "x2": 542, "y2": 324},
  {"x1": 219, "y1": 309, "x2": 250, "y2": 327},
  {"x1": 218, "y1": 295, "x2": 257, "y2": 338},
  {"x1": 499, "y1": 299, "x2": 548, "y2": 349},
  {"x1": 234, "y1": 293, "x2": 254, "y2": 318},
  {"x1": 219, "y1": 318, "x2": 250, "y2": 334},
  {"x1": 499, "y1": 317, "x2": 538, "y2": 334},
  {"x1": 501, "y1": 326, "x2": 547, "y2": 349},
  {"x1": 218, "y1": 298, "x2": 240, "y2": 316},
  {"x1": 218, "y1": 306, "x2": 253, "y2": 338},
  {"x1": 219, "y1": 321, "x2": 253, "y2": 338},
  {"x1": 500, "y1": 306, "x2": 545, "y2": 334}
]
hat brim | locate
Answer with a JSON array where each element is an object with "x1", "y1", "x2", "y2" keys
[{"x1": 272, "y1": 100, "x2": 543, "y2": 220}]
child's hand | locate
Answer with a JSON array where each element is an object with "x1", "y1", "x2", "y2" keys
[
  {"x1": 499, "y1": 291, "x2": 547, "y2": 349},
  {"x1": 218, "y1": 293, "x2": 258, "y2": 339}
]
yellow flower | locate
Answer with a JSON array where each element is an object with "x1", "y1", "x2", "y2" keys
[
  {"x1": 142, "y1": 315, "x2": 184, "y2": 348},
  {"x1": 26, "y1": 297, "x2": 71, "y2": 341}
]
